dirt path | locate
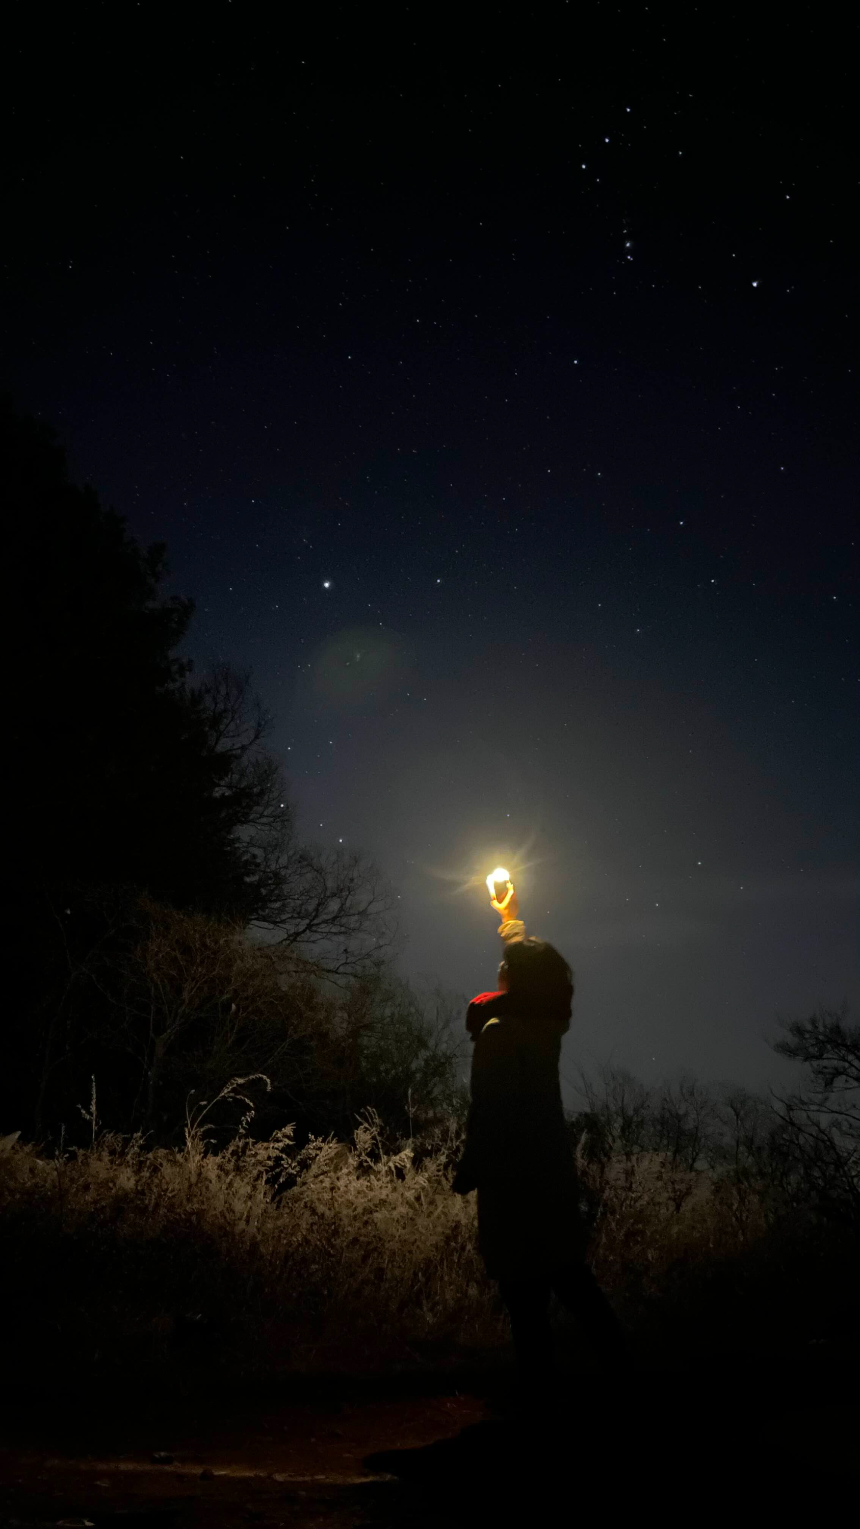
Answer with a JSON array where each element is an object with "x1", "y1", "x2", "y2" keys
[
  {"x1": 2, "y1": 1351, "x2": 858, "y2": 1525},
  {"x1": 0, "y1": 1372, "x2": 495, "y2": 1528}
]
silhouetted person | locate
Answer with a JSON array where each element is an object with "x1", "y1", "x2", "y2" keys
[{"x1": 453, "y1": 878, "x2": 631, "y2": 1403}]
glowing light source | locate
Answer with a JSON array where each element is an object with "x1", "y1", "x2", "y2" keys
[{"x1": 485, "y1": 865, "x2": 511, "y2": 900}]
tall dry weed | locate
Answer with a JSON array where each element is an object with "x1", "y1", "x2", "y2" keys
[
  {"x1": 0, "y1": 1085, "x2": 504, "y2": 1377},
  {"x1": 0, "y1": 1079, "x2": 853, "y2": 1381}
]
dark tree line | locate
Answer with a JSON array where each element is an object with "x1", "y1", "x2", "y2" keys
[
  {"x1": 567, "y1": 1004, "x2": 860, "y2": 1242},
  {"x1": 3, "y1": 400, "x2": 461, "y2": 1144}
]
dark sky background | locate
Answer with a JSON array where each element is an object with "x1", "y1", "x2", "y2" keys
[{"x1": 4, "y1": 7, "x2": 857, "y2": 1103}]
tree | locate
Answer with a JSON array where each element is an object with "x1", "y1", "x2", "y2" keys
[
  {"x1": 76, "y1": 894, "x2": 333, "y2": 1139},
  {"x1": 571, "y1": 1062, "x2": 655, "y2": 1168},
  {"x1": 769, "y1": 1005, "x2": 860, "y2": 1234},
  {"x1": 2, "y1": 400, "x2": 397, "y2": 1138},
  {"x1": 23, "y1": 886, "x2": 465, "y2": 1147},
  {"x1": 709, "y1": 1085, "x2": 789, "y2": 1241},
  {"x1": 4, "y1": 400, "x2": 283, "y2": 921},
  {"x1": 649, "y1": 1073, "x2": 719, "y2": 1214},
  {"x1": 255, "y1": 841, "x2": 400, "y2": 979},
  {"x1": 308, "y1": 958, "x2": 469, "y2": 1142}
]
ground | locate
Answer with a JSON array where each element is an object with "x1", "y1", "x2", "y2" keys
[{"x1": 1, "y1": 1344, "x2": 857, "y2": 1525}]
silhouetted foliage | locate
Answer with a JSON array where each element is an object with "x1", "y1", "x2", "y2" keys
[
  {"x1": 2, "y1": 401, "x2": 397, "y2": 1140},
  {"x1": 770, "y1": 1004, "x2": 860, "y2": 1233},
  {"x1": 5, "y1": 398, "x2": 285, "y2": 920},
  {"x1": 20, "y1": 889, "x2": 463, "y2": 1148},
  {"x1": 310, "y1": 957, "x2": 469, "y2": 1142}
]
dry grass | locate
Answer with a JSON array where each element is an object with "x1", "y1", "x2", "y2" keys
[
  {"x1": 0, "y1": 1081, "x2": 855, "y2": 1387},
  {"x1": 0, "y1": 1087, "x2": 504, "y2": 1381}
]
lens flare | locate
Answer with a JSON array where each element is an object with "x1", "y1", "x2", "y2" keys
[{"x1": 410, "y1": 828, "x2": 545, "y2": 905}]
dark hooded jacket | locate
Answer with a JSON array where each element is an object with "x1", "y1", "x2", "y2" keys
[{"x1": 453, "y1": 920, "x2": 587, "y2": 1280}]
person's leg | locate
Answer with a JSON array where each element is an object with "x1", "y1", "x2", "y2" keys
[
  {"x1": 497, "y1": 1275, "x2": 555, "y2": 1388},
  {"x1": 551, "y1": 1261, "x2": 632, "y2": 1364}
]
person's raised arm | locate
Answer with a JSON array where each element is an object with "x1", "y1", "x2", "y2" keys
[
  {"x1": 463, "y1": 876, "x2": 525, "y2": 1042},
  {"x1": 489, "y1": 877, "x2": 525, "y2": 943}
]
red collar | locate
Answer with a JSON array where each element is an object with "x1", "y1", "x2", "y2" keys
[{"x1": 465, "y1": 988, "x2": 517, "y2": 1039}]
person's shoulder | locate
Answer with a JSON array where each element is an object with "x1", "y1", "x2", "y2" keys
[{"x1": 466, "y1": 989, "x2": 510, "y2": 1039}]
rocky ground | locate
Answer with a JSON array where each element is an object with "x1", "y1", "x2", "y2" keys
[{"x1": 1, "y1": 1342, "x2": 857, "y2": 1526}]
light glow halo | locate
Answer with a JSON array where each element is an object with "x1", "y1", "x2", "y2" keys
[{"x1": 486, "y1": 865, "x2": 512, "y2": 898}]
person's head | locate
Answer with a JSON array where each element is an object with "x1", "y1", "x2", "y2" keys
[{"x1": 497, "y1": 936, "x2": 574, "y2": 1029}]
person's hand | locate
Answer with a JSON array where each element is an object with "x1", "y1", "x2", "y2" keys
[{"x1": 490, "y1": 880, "x2": 519, "y2": 922}]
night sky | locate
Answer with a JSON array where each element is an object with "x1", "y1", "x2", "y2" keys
[{"x1": 5, "y1": 8, "x2": 857, "y2": 1101}]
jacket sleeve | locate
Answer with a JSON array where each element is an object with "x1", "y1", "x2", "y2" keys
[
  {"x1": 451, "y1": 1020, "x2": 513, "y2": 1193},
  {"x1": 499, "y1": 918, "x2": 526, "y2": 944},
  {"x1": 452, "y1": 921, "x2": 527, "y2": 1191}
]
